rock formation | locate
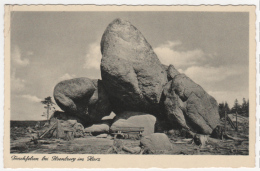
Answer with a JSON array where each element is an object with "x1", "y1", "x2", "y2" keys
[
  {"x1": 100, "y1": 18, "x2": 167, "y2": 114},
  {"x1": 53, "y1": 18, "x2": 220, "y2": 135},
  {"x1": 53, "y1": 78, "x2": 112, "y2": 125},
  {"x1": 161, "y1": 73, "x2": 220, "y2": 134}
]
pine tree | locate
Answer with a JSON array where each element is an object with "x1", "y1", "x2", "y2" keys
[
  {"x1": 41, "y1": 96, "x2": 56, "y2": 121},
  {"x1": 231, "y1": 99, "x2": 241, "y2": 114},
  {"x1": 224, "y1": 102, "x2": 230, "y2": 113},
  {"x1": 218, "y1": 102, "x2": 225, "y2": 118},
  {"x1": 242, "y1": 98, "x2": 247, "y2": 112}
]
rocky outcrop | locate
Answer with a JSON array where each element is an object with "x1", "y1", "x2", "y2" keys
[
  {"x1": 73, "y1": 123, "x2": 85, "y2": 138},
  {"x1": 53, "y1": 78, "x2": 112, "y2": 125},
  {"x1": 100, "y1": 18, "x2": 167, "y2": 114},
  {"x1": 161, "y1": 74, "x2": 220, "y2": 134},
  {"x1": 49, "y1": 118, "x2": 84, "y2": 139},
  {"x1": 52, "y1": 18, "x2": 220, "y2": 136},
  {"x1": 140, "y1": 133, "x2": 173, "y2": 154},
  {"x1": 110, "y1": 111, "x2": 156, "y2": 136}
]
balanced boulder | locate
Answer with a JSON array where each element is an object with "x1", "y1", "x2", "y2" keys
[
  {"x1": 162, "y1": 74, "x2": 220, "y2": 134},
  {"x1": 100, "y1": 18, "x2": 167, "y2": 114},
  {"x1": 53, "y1": 78, "x2": 112, "y2": 125},
  {"x1": 110, "y1": 111, "x2": 156, "y2": 136}
]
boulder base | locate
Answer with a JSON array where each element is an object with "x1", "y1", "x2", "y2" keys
[
  {"x1": 110, "y1": 111, "x2": 156, "y2": 136},
  {"x1": 140, "y1": 133, "x2": 173, "y2": 154}
]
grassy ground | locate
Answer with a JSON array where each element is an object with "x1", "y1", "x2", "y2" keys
[{"x1": 10, "y1": 115, "x2": 249, "y2": 155}]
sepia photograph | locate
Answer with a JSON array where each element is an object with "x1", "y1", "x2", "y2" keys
[{"x1": 4, "y1": 5, "x2": 256, "y2": 168}]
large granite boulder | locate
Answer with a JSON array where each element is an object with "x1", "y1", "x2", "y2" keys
[
  {"x1": 110, "y1": 111, "x2": 156, "y2": 136},
  {"x1": 162, "y1": 73, "x2": 220, "y2": 134},
  {"x1": 140, "y1": 133, "x2": 173, "y2": 154},
  {"x1": 100, "y1": 18, "x2": 167, "y2": 114},
  {"x1": 161, "y1": 81, "x2": 190, "y2": 130},
  {"x1": 53, "y1": 78, "x2": 112, "y2": 125}
]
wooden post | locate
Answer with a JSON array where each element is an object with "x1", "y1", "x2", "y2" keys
[
  {"x1": 224, "y1": 111, "x2": 227, "y2": 134},
  {"x1": 236, "y1": 111, "x2": 238, "y2": 131}
]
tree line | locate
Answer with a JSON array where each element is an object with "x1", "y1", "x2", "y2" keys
[{"x1": 219, "y1": 98, "x2": 249, "y2": 118}]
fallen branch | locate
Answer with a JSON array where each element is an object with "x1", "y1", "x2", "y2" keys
[
  {"x1": 224, "y1": 134, "x2": 247, "y2": 141},
  {"x1": 122, "y1": 146, "x2": 135, "y2": 154},
  {"x1": 112, "y1": 146, "x2": 119, "y2": 154},
  {"x1": 172, "y1": 141, "x2": 188, "y2": 144},
  {"x1": 106, "y1": 147, "x2": 113, "y2": 154}
]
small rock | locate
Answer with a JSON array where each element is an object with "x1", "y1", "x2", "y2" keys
[
  {"x1": 96, "y1": 134, "x2": 108, "y2": 138},
  {"x1": 84, "y1": 123, "x2": 109, "y2": 134},
  {"x1": 131, "y1": 147, "x2": 141, "y2": 153},
  {"x1": 140, "y1": 133, "x2": 173, "y2": 154}
]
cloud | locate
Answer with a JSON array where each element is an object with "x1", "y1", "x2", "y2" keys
[
  {"x1": 12, "y1": 45, "x2": 30, "y2": 67},
  {"x1": 58, "y1": 73, "x2": 76, "y2": 82},
  {"x1": 182, "y1": 65, "x2": 246, "y2": 91},
  {"x1": 21, "y1": 94, "x2": 42, "y2": 103},
  {"x1": 84, "y1": 41, "x2": 102, "y2": 70},
  {"x1": 154, "y1": 41, "x2": 210, "y2": 68},
  {"x1": 182, "y1": 65, "x2": 248, "y2": 106},
  {"x1": 11, "y1": 71, "x2": 25, "y2": 92},
  {"x1": 11, "y1": 46, "x2": 30, "y2": 93},
  {"x1": 26, "y1": 51, "x2": 34, "y2": 56},
  {"x1": 184, "y1": 66, "x2": 240, "y2": 83}
]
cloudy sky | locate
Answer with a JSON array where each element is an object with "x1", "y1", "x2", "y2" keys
[{"x1": 10, "y1": 12, "x2": 249, "y2": 120}]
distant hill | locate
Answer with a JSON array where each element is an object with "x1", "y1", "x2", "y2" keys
[{"x1": 10, "y1": 120, "x2": 48, "y2": 128}]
